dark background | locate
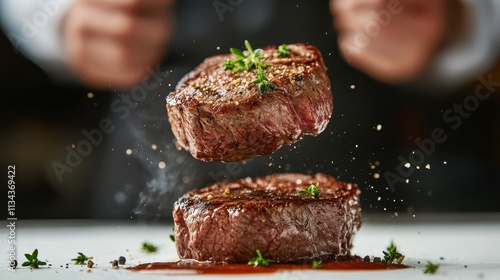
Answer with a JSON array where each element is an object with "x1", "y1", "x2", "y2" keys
[{"x1": 1, "y1": 0, "x2": 499, "y2": 221}]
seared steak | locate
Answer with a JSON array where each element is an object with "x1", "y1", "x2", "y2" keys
[
  {"x1": 166, "y1": 43, "x2": 333, "y2": 162},
  {"x1": 173, "y1": 173, "x2": 361, "y2": 263}
]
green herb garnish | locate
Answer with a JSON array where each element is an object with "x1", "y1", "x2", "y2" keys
[
  {"x1": 424, "y1": 261, "x2": 439, "y2": 274},
  {"x1": 383, "y1": 241, "x2": 405, "y2": 264},
  {"x1": 276, "y1": 44, "x2": 291, "y2": 58},
  {"x1": 71, "y1": 252, "x2": 93, "y2": 265},
  {"x1": 253, "y1": 66, "x2": 277, "y2": 93},
  {"x1": 298, "y1": 183, "x2": 320, "y2": 199},
  {"x1": 312, "y1": 260, "x2": 323, "y2": 269},
  {"x1": 169, "y1": 226, "x2": 175, "y2": 242},
  {"x1": 224, "y1": 40, "x2": 268, "y2": 73},
  {"x1": 141, "y1": 241, "x2": 158, "y2": 253},
  {"x1": 248, "y1": 249, "x2": 275, "y2": 267},
  {"x1": 22, "y1": 249, "x2": 47, "y2": 269},
  {"x1": 224, "y1": 40, "x2": 277, "y2": 93}
]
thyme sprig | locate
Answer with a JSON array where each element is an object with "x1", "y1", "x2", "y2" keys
[
  {"x1": 169, "y1": 226, "x2": 175, "y2": 242},
  {"x1": 253, "y1": 66, "x2": 277, "y2": 93},
  {"x1": 71, "y1": 252, "x2": 93, "y2": 265},
  {"x1": 224, "y1": 40, "x2": 268, "y2": 72},
  {"x1": 298, "y1": 183, "x2": 320, "y2": 199},
  {"x1": 141, "y1": 241, "x2": 158, "y2": 253},
  {"x1": 383, "y1": 241, "x2": 405, "y2": 264},
  {"x1": 22, "y1": 249, "x2": 47, "y2": 269},
  {"x1": 424, "y1": 261, "x2": 440, "y2": 274},
  {"x1": 276, "y1": 44, "x2": 291, "y2": 58},
  {"x1": 312, "y1": 259, "x2": 323, "y2": 269},
  {"x1": 224, "y1": 40, "x2": 277, "y2": 93},
  {"x1": 248, "y1": 249, "x2": 275, "y2": 267}
]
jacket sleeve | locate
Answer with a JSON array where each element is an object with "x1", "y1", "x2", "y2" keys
[
  {"x1": 0, "y1": 0, "x2": 75, "y2": 80},
  {"x1": 419, "y1": 0, "x2": 500, "y2": 89}
]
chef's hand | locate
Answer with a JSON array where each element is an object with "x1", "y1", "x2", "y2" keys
[
  {"x1": 330, "y1": 0, "x2": 450, "y2": 84},
  {"x1": 62, "y1": 0, "x2": 174, "y2": 89}
]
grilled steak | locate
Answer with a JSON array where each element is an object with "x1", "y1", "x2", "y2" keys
[
  {"x1": 173, "y1": 173, "x2": 361, "y2": 263},
  {"x1": 166, "y1": 43, "x2": 333, "y2": 162}
]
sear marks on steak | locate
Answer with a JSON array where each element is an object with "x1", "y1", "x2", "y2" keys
[
  {"x1": 173, "y1": 173, "x2": 361, "y2": 263},
  {"x1": 166, "y1": 44, "x2": 333, "y2": 162}
]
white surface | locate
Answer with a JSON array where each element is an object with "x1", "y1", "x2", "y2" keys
[{"x1": 1, "y1": 213, "x2": 500, "y2": 279}]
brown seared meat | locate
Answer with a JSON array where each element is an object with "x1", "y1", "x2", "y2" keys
[
  {"x1": 166, "y1": 43, "x2": 333, "y2": 162},
  {"x1": 173, "y1": 173, "x2": 361, "y2": 263}
]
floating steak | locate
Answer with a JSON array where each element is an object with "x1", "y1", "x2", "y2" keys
[
  {"x1": 166, "y1": 43, "x2": 333, "y2": 162},
  {"x1": 173, "y1": 173, "x2": 361, "y2": 263}
]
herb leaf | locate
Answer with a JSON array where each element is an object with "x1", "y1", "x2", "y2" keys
[
  {"x1": 312, "y1": 260, "x2": 323, "y2": 269},
  {"x1": 383, "y1": 241, "x2": 405, "y2": 264},
  {"x1": 24, "y1": 253, "x2": 33, "y2": 261},
  {"x1": 248, "y1": 249, "x2": 275, "y2": 267},
  {"x1": 141, "y1": 241, "x2": 158, "y2": 253},
  {"x1": 253, "y1": 66, "x2": 276, "y2": 93},
  {"x1": 276, "y1": 44, "x2": 291, "y2": 58},
  {"x1": 223, "y1": 59, "x2": 236, "y2": 71},
  {"x1": 230, "y1": 47, "x2": 244, "y2": 57},
  {"x1": 224, "y1": 40, "x2": 279, "y2": 94},
  {"x1": 169, "y1": 226, "x2": 176, "y2": 242},
  {"x1": 424, "y1": 261, "x2": 439, "y2": 274},
  {"x1": 71, "y1": 252, "x2": 93, "y2": 265},
  {"x1": 224, "y1": 40, "x2": 268, "y2": 73},
  {"x1": 22, "y1": 249, "x2": 47, "y2": 269},
  {"x1": 298, "y1": 183, "x2": 320, "y2": 199}
]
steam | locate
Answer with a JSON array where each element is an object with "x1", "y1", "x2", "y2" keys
[
  {"x1": 133, "y1": 158, "x2": 190, "y2": 220},
  {"x1": 105, "y1": 74, "x2": 201, "y2": 221},
  {"x1": 127, "y1": 106, "x2": 197, "y2": 220}
]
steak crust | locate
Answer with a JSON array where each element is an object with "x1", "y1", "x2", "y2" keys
[
  {"x1": 173, "y1": 173, "x2": 361, "y2": 263},
  {"x1": 166, "y1": 44, "x2": 333, "y2": 162}
]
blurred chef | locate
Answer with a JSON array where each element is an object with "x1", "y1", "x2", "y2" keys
[
  {"x1": 330, "y1": 0, "x2": 500, "y2": 89},
  {"x1": 0, "y1": 0, "x2": 175, "y2": 89}
]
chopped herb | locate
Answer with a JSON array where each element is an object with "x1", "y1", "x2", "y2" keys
[
  {"x1": 169, "y1": 226, "x2": 175, "y2": 242},
  {"x1": 276, "y1": 44, "x2": 291, "y2": 58},
  {"x1": 424, "y1": 261, "x2": 439, "y2": 274},
  {"x1": 223, "y1": 40, "x2": 279, "y2": 93},
  {"x1": 298, "y1": 183, "x2": 320, "y2": 199},
  {"x1": 253, "y1": 66, "x2": 276, "y2": 93},
  {"x1": 22, "y1": 249, "x2": 47, "y2": 269},
  {"x1": 383, "y1": 241, "x2": 405, "y2": 264},
  {"x1": 141, "y1": 241, "x2": 158, "y2": 253},
  {"x1": 312, "y1": 260, "x2": 323, "y2": 269},
  {"x1": 224, "y1": 40, "x2": 268, "y2": 73},
  {"x1": 248, "y1": 249, "x2": 275, "y2": 267},
  {"x1": 71, "y1": 252, "x2": 93, "y2": 265},
  {"x1": 223, "y1": 59, "x2": 236, "y2": 71}
]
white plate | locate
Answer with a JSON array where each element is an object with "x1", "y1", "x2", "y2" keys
[{"x1": 2, "y1": 213, "x2": 500, "y2": 279}]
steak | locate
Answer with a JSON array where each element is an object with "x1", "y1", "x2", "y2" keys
[
  {"x1": 173, "y1": 173, "x2": 361, "y2": 263},
  {"x1": 166, "y1": 43, "x2": 333, "y2": 162}
]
